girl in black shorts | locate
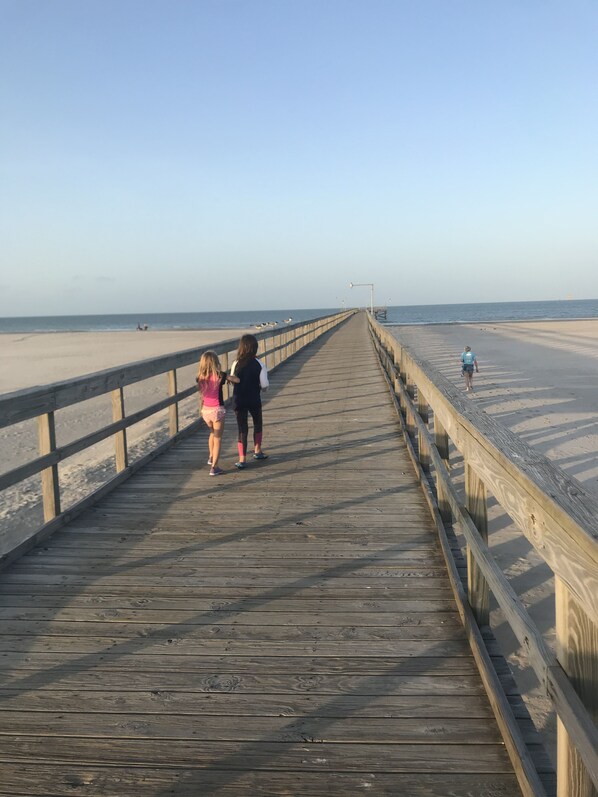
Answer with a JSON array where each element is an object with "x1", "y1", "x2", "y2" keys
[{"x1": 230, "y1": 334, "x2": 269, "y2": 469}]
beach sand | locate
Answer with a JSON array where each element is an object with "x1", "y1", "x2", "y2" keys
[
  {"x1": 0, "y1": 329, "x2": 248, "y2": 393},
  {"x1": 390, "y1": 318, "x2": 598, "y2": 764},
  {"x1": 0, "y1": 328, "x2": 249, "y2": 553}
]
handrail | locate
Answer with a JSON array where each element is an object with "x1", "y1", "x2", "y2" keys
[
  {"x1": 368, "y1": 315, "x2": 598, "y2": 797},
  {"x1": 0, "y1": 311, "x2": 354, "y2": 568},
  {"x1": 0, "y1": 312, "x2": 351, "y2": 427}
]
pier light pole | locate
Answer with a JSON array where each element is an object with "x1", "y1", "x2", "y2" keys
[{"x1": 349, "y1": 282, "x2": 374, "y2": 315}]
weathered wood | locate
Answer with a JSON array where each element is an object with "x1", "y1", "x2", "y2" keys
[
  {"x1": 0, "y1": 418, "x2": 204, "y2": 572},
  {"x1": 0, "y1": 767, "x2": 524, "y2": 797},
  {"x1": 0, "y1": 312, "x2": 353, "y2": 571},
  {"x1": 220, "y1": 351, "x2": 230, "y2": 401},
  {"x1": 0, "y1": 712, "x2": 509, "y2": 743},
  {"x1": 0, "y1": 689, "x2": 496, "y2": 716},
  {"x1": 0, "y1": 767, "x2": 523, "y2": 797},
  {"x1": 0, "y1": 312, "x2": 352, "y2": 427},
  {"x1": 0, "y1": 660, "x2": 493, "y2": 684},
  {"x1": 0, "y1": 736, "x2": 514, "y2": 770},
  {"x1": 556, "y1": 577, "x2": 598, "y2": 797},
  {"x1": 405, "y1": 369, "x2": 416, "y2": 437},
  {"x1": 417, "y1": 389, "x2": 431, "y2": 472},
  {"x1": 0, "y1": 313, "x2": 528, "y2": 795},
  {"x1": 372, "y1": 335, "x2": 548, "y2": 797},
  {"x1": 167, "y1": 369, "x2": 179, "y2": 436},
  {"x1": 0, "y1": 594, "x2": 459, "y2": 612},
  {"x1": 375, "y1": 323, "x2": 598, "y2": 624},
  {"x1": 370, "y1": 315, "x2": 598, "y2": 795},
  {"x1": 434, "y1": 413, "x2": 451, "y2": 522},
  {"x1": 465, "y1": 464, "x2": 489, "y2": 626},
  {"x1": 37, "y1": 411, "x2": 60, "y2": 521},
  {"x1": 111, "y1": 386, "x2": 128, "y2": 472}
]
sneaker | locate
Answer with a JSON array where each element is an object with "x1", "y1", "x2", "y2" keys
[
  {"x1": 207, "y1": 458, "x2": 213, "y2": 466},
  {"x1": 253, "y1": 452, "x2": 268, "y2": 460},
  {"x1": 235, "y1": 461, "x2": 246, "y2": 470},
  {"x1": 209, "y1": 466, "x2": 223, "y2": 476}
]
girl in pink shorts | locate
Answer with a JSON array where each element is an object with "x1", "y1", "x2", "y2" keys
[{"x1": 196, "y1": 351, "x2": 239, "y2": 476}]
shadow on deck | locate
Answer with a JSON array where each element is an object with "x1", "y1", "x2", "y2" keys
[{"x1": 0, "y1": 314, "x2": 550, "y2": 796}]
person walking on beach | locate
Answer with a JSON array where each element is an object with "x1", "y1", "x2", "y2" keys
[
  {"x1": 460, "y1": 345, "x2": 479, "y2": 392},
  {"x1": 231, "y1": 334, "x2": 269, "y2": 469},
  {"x1": 196, "y1": 351, "x2": 238, "y2": 476}
]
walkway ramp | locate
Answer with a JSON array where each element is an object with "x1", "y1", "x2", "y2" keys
[{"x1": 0, "y1": 314, "x2": 525, "y2": 795}]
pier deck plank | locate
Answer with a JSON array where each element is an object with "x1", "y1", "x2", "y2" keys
[{"x1": 0, "y1": 314, "x2": 525, "y2": 795}]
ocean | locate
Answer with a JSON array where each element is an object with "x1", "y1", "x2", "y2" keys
[
  {"x1": 0, "y1": 299, "x2": 597, "y2": 333},
  {"x1": 383, "y1": 298, "x2": 598, "y2": 326},
  {"x1": 0, "y1": 309, "x2": 338, "y2": 334}
]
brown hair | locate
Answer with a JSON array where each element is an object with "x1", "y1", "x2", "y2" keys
[{"x1": 236, "y1": 334, "x2": 259, "y2": 367}]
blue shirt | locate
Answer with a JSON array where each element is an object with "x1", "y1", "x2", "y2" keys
[{"x1": 461, "y1": 351, "x2": 476, "y2": 365}]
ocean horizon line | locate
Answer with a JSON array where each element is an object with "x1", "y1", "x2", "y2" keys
[{"x1": 1, "y1": 298, "x2": 598, "y2": 334}]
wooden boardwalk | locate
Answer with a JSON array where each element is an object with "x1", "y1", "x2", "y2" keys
[{"x1": 0, "y1": 314, "x2": 526, "y2": 796}]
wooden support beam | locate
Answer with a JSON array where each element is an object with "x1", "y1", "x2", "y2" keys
[
  {"x1": 556, "y1": 577, "x2": 598, "y2": 797},
  {"x1": 465, "y1": 464, "x2": 489, "y2": 626},
  {"x1": 434, "y1": 414, "x2": 451, "y2": 523},
  {"x1": 221, "y1": 352, "x2": 230, "y2": 401},
  {"x1": 417, "y1": 390, "x2": 431, "y2": 472},
  {"x1": 111, "y1": 387, "x2": 128, "y2": 473},
  {"x1": 167, "y1": 370, "x2": 179, "y2": 437},
  {"x1": 37, "y1": 411, "x2": 60, "y2": 521},
  {"x1": 406, "y1": 373, "x2": 416, "y2": 439}
]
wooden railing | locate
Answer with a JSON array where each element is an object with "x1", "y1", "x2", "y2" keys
[
  {"x1": 0, "y1": 311, "x2": 353, "y2": 568},
  {"x1": 369, "y1": 315, "x2": 598, "y2": 797}
]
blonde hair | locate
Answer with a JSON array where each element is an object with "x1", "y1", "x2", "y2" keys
[{"x1": 197, "y1": 350, "x2": 221, "y2": 390}]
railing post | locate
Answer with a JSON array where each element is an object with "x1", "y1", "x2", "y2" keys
[
  {"x1": 399, "y1": 352, "x2": 409, "y2": 418},
  {"x1": 433, "y1": 414, "x2": 451, "y2": 523},
  {"x1": 38, "y1": 411, "x2": 60, "y2": 521},
  {"x1": 405, "y1": 369, "x2": 416, "y2": 439},
  {"x1": 261, "y1": 335, "x2": 270, "y2": 371},
  {"x1": 167, "y1": 369, "x2": 179, "y2": 437},
  {"x1": 391, "y1": 344, "x2": 402, "y2": 415},
  {"x1": 465, "y1": 464, "x2": 489, "y2": 625},
  {"x1": 221, "y1": 352, "x2": 230, "y2": 400},
  {"x1": 555, "y1": 577, "x2": 598, "y2": 797},
  {"x1": 417, "y1": 390, "x2": 431, "y2": 472},
  {"x1": 111, "y1": 387, "x2": 128, "y2": 473}
]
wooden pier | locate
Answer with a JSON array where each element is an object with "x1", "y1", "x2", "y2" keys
[{"x1": 0, "y1": 312, "x2": 596, "y2": 796}]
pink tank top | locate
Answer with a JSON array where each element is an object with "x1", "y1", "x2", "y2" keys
[{"x1": 199, "y1": 373, "x2": 225, "y2": 408}]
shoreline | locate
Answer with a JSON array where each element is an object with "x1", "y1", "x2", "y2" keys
[{"x1": 0, "y1": 325, "x2": 250, "y2": 336}]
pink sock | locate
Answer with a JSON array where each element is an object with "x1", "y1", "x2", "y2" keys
[{"x1": 238, "y1": 442, "x2": 245, "y2": 459}]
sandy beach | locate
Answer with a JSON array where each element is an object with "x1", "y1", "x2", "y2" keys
[
  {"x1": 2, "y1": 318, "x2": 597, "y2": 763},
  {"x1": 0, "y1": 329, "x2": 249, "y2": 394},
  {"x1": 390, "y1": 317, "x2": 598, "y2": 762},
  {"x1": 0, "y1": 328, "x2": 249, "y2": 554}
]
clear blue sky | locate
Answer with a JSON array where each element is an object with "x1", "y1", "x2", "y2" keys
[{"x1": 1, "y1": 0, "x2": 597, "y2": 315}]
